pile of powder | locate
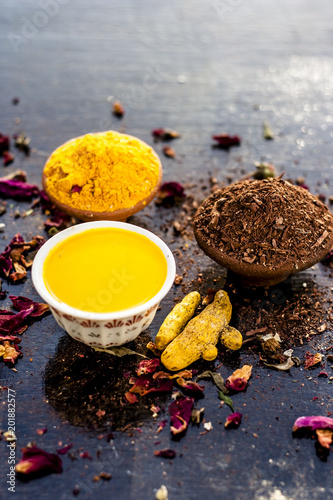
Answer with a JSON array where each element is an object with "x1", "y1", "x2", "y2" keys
[
  {"x1": 43, "y1": 131, "x2": 161, "y2": 212},
  {"x1": 194, "y1": 178, "x2": 333, "y2": 270}
]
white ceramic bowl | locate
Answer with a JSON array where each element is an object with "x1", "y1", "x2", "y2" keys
[{"x1": 32, "y1": 221, "x2": 176, "y2": 348}]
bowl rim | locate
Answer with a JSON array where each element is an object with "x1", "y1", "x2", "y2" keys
[{"x1": 32, "y1": 221, "x2": 176, "y2": 320}]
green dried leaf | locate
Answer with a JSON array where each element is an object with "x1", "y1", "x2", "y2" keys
[
  {"x1": 196, "y1": 370, "x2": 228, "y2": 394},
  {"x1": 218, "y1": 391, "x2": 234, "y2": 411},
  {"x1": 93, "y1": 346, "x2": 147, "y2": 358}
]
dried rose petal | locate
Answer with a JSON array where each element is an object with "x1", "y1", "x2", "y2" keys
[
  {"x1": 169, "y1": 396, "x2": 194, "y2": 435},
  {"x1": 162, "y1": 145, "x2": 175, "y2": 158},
  {"x1": 3, "y1": 152, "x2": 14, "y2": 166},
  {"x1": 146, "y1": 341, "x2": 162, "y2": 356},
  {"x1": 136, "y1": 358, "x2": 160, "y2": 376},
  {"x1": 112, "y1": 101, "x2": 124, "y2": 117},
  {"x1": 225, "y1": 412, "x2": 242, "y2": 429},
  {"x1": 0, "y1": 179, "x2": 39, "y2": 200},
  {"x1": 0, "y1": 134, "x2": 10, "y2": 154},
  {"x1": 57, "y1": 444, "x2": 73, "y2": 455},
  {"x1": 79, "y1": 451, "x2": 92, "y2": 460},
  {"x1": 176, "y1": 377, "x2": 205, "y2": 393},
  {"x1": 71, "y1": 185, "x2": 82, "y2": 194},
  {"x1": 154, "y1": 449, "x2": 176, "y2": 459},
  {"x1": 225, "y1": 365, "x2": 252, "y2": 392},
  {"x1": 16, "y1": 445, "x2": 62, "y2": 476},
  {"x1": 212, "y1": 134, "x2": 241, "y2": 148},
  {"x1": 0, "y1": 234, "x2": 45, "y2": 282},
  {"x1": 316, "y1": 429, "x2": 333, "y2": 449},
  {"x1": 36, "y1": 428, "x2": 47, "y2": 435},
  {"x1": 153, "y1": 369, "x2": 193, "y2": 380},
  {"x1": 129, "y1": 374, "x2": 174, "y2": 396},
  {"x1": 1, "y1": 341, "x2": 22, "y2": 364},
  {"x1": 124, "y1": 392, "x2": 138, "y2": 404},
  {"x1": 292, "y1": 415, "x2": 333, "y2": 433},
  {"x1": 156, "y1": 182, "x2": 185, "y2": 207},
  {"x1": 304, "y1": 351, "x2": 323, "y2": 369},
  {"x1": 0, "y1": 305, "x2": 34, "y2": 335},
  {"x1": 9, "y1": 295, "x2": 49, "y2": 317},
  {"x1": 152, "y1": 128, "x2": 180, "y2": 141},
  {"x1": 157, "y1": 419, "x2": 167, "y2": 434},
  {"x1": 321, "y1": 249, "x2": 333, "y2": 267}
]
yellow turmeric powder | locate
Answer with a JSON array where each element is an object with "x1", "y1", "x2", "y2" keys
[{"x1": 43, "y1": 131, "x2": 161, "y2": 213}]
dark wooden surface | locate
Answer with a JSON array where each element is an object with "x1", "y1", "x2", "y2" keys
[{"x1": 1, "y1": 1, "x2": 333, "y2": 499}]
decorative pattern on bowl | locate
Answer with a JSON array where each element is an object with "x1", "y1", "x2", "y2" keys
[{"x1": 50, "y1": 304, "x2": 158, "y2": 347}]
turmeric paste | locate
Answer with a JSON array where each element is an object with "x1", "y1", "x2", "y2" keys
[{"x1": 43, "y1": 131, "x2": 161, "y2": 213}]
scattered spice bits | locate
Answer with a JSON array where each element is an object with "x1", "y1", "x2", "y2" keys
[
  {"x1": 154, "y1": 448, "x2": 176, "y2": 459},
  {"x1": 16, "y1": 445, "x2": 62, "y2": 477},
  {"x1": 112, "y1": 101, "x2": 124, "y2": 117},
  {"x1": 194, "y1": 178, "x2": 333, "y2": 270},
  {"x1": 212, "y1": 134, "x2": 241, "y2": 149},
  {"x1": 162, "y1": 145, "x2": 176, "y2": 159},
  {"x1": 0, "y1": 178, "x2": 39, "y2": 200},
  {"x1": 152, "y1": 128, "x2": 180, "y2": 141},
  {"x1": 124, "y1": 392, "x2": 138, "y2": 404},
  {"x1": 155, "y1": 182, "x2": 185, "y2": 207},
  {"x1": 169, "y1": 396, "x2": 194, "y2": 435},
  {"x1": 93, "y1": 472, "x2": 112, "y2": 481},
  {"x1": 225, "y1": 412, "x2": 242, "y2": 429},
  {"x1": 0, "y1": 233, "x2": 45, "y2": 282},
  {"x1": 35, "y1": 190, "x2": 72, "y2": 233},
  {"x1": 56, "y1": 444, "x2": 73, "y2": 455},
  {"x1": 263, "y1": 122, "x2": 274, "y2": 140},
  {"x1": 14, "y1": 132, "x2": 31, "y2": 154},
  {"x1": 12, "y1": 97, "x2": 20, "y2": 105},
  {"x1": 225, "y1": 365, "x2": 252, "y2": 392}
]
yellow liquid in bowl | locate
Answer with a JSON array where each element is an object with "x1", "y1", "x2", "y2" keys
[{"x1": 43, "y1": 227, "x2": 168, "y2": 313}]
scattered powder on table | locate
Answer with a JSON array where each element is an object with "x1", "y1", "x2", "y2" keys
[
  {"x1": 43, "y1": 131, "x2": 161, "y2": 213},
  {"x1": 194, "y1": 178, "x2": 333, "y2": 270}
]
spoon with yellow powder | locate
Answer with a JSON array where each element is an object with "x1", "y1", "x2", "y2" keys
[{"x1": 42, "y1": 131, "x2": 163, "y2": 221}]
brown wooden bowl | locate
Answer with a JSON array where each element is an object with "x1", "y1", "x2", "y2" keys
[
  {"x1": 42, "y1": 132, "x2": 163, "y2": 222},
  {"x1": 194, "y1": 186, "x2": 333, "y2": 287}
]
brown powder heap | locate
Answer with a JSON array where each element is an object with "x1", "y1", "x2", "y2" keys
[{"x1": 194, "y1": 178, "x2": 333, "y2": 270}]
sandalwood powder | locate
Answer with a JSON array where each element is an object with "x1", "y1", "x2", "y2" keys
[{"x1": 43, "y1": 131, "x2": 161, "y2": 213}]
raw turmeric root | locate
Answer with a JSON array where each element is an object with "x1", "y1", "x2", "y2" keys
[
  {"x1": 161, "y1": 290, "x2": 242, "y2": 371},
  {"x1": 155, "y1": 291, "x2": 201, "y2": 350}
]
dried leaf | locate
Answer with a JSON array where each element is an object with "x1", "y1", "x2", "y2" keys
[
  {"x1": 196, "y1": 370, "x2": 228, "y2": 394},
  {"x1": 263, "y1": 358, "x2": 295, "y2": 371},
  {"x1": 218, "y1": 391, "x2": 234, "y2": 411},
  {"x1": 93, "y1": 346, "x2": 147, "y2": 358}
]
